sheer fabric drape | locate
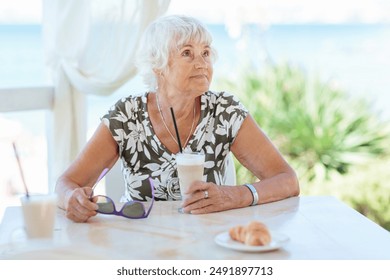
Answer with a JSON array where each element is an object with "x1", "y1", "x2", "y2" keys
[{"x1": 42, "y1": 0, "x2": 170, "y2": 188}]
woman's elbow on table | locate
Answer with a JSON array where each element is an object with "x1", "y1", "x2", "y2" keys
[{"x1": 286, "y1": 169, "x2": 300, "y2": 198}]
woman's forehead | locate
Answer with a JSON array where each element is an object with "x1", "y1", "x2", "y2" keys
[
  {"x1": 176, "y1": 42, "x2": 211, "y2": 49},
  {"x1": 171, "y1": 31, "x2": 212, "y2": 48}
]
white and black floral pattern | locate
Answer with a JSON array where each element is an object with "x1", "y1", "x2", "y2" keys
[{"x1": 102, "y1": 91, "x2": 248, "y2": 201}]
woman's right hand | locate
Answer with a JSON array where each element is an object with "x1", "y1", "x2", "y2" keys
[
  {"x1": 64, "y1": 187, "x2": 99, "y2": 223},
  {"x1": 55, "y1": 123, "x2": 120, "y2": 222}
]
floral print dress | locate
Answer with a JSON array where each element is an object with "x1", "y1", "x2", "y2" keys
[{"x1": 102, "y1": 91, "x2": 248, "y2": 201}]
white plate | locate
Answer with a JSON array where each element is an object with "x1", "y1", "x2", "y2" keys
[{"x1": 214, "y1": 231, "x2": 289, "y2": 252}]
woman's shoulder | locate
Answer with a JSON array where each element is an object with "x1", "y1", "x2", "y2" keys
[
  {"x1": 205, "y1": 90, "x2": 243, "y2": 106},
  {"x1": 204, "y1": 90, "x2": 248, "y2": 118},
  {"x1": 111, "y1": 92, "x2": 148, "y2": 110},
  {"x1": 116, "y1": 92, "x2": 147, "y2": 103},
  {"x1": 206, "y1": 90, "x2": 235, "y2": 99}
]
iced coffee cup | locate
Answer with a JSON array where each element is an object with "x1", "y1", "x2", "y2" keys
[
  {"x1": 20, "y1": 193, "x2": 57, "y2": 239},
  {"x1": 176, "y1": 152, "x2": 205, "y2": 199}
]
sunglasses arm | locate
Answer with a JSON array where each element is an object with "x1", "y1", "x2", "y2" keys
[{"x1": 144, "y1": 178, "x2": 155, "y2": 217}]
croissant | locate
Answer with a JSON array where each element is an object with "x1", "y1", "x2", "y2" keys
[{"x1": 229, "y1": 221, "x2": 271, "y2": 246}]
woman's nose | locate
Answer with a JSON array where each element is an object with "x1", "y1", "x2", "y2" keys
[{"x1": 194, "y1": 55, "x2": 208, "y2": 69}]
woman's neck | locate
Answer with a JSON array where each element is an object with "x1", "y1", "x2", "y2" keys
[{"x1": 155, "y1": 89, "x2": 198, "y2": 120}]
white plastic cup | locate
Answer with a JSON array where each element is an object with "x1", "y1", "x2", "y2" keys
[
  {"x1": 176, "y1": 152, "x2": 205, "y2": 199},
  {"x1": 20, "y1": 193, "x2": 57, "y2": 239}
]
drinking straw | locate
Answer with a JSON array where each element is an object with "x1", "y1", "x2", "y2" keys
[
  {"x1": 12, "y1": 142, "x2": 30, "y2": 198},
  {"x1": 170, "y1": 107, "x2": 183, "y2": 153}
]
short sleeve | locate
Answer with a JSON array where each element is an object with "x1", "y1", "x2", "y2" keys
[
  {"x1": 215, "y1": 91, "x2": 249, "y2": 145},
  {"x1": 227, "y1": 92, "x2": 249, "y2": 143},
  {"x1": 101, "y1": 97, "x2": 134, "y2": 153}
]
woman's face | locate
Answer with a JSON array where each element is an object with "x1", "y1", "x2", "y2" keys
[{"x1": 160, "y1": 41, "x2": 213, "y2": 97}]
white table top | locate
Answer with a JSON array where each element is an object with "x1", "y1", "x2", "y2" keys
[{"x1": 0, "y1": 195, "x2": 389, "y2": 260}]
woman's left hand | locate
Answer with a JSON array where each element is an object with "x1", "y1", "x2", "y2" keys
[{"x1": 180, "y1": 181, "x2": 246, "y2": 214}]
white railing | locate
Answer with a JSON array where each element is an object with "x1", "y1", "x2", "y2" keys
[
  {"x1": 0, "y1": 86, "x2": 55, "y2": 188},
  {"x1": 0, "y1": 87, "x2": 54, "y2": 112}
]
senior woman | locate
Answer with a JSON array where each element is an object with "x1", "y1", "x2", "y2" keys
[{"x1": 56, "y1": 15, "x2": 299, "y2": 222}]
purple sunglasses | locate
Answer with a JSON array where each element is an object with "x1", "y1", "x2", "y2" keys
[{"x1": 91, "y1": 177, "x2": 154, "y2": 219}]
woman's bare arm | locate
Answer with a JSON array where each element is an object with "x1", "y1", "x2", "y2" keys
[{"x1": 55, "y1": 123, "x2": 119, "y2": 222}]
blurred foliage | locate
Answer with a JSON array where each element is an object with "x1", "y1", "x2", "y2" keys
[
  {"x1": 216, "y1": 63, "x2": 390, "y2": 230},
  {"x1": 303, "y1": 158, "x2": 390, "y2": 231},
  {"x1": 217, "y1": 63, "x2": 389, "y2": 182}
]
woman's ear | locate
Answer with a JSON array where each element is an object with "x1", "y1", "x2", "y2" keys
[
  {"x1": 154, "y1": 69, "x2": 165, "y2": 80},
  {"x1": 153, "y1": 69, "x2": 162, "y2": 76}
]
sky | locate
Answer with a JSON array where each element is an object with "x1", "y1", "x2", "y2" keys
[
  {"x1": 1, "y1": 0, "x2": 390, "y2": 24},
  {"x1": 169, "y1": 0, "x2": 390, "y2": 24}
]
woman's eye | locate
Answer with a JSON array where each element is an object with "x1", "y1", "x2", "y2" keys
[
  {"x1": 182, "y1": 50, "x2": 191, "y2": 57},
  {"x1": 202, "y1": 50, "x2": 210, "y2": 57}
]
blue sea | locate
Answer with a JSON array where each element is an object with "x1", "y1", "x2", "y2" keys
[{"x1": 1, "y1": 23, "x2": 390, "y2": 136}]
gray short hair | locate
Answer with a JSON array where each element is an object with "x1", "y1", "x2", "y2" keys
[{"x1": 136, "y1": 15, "x2": 217, "y2": 90}]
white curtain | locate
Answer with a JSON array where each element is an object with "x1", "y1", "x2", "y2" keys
[{"x1": 42, "y1": 0, "x2": 170, "y2": 189}]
